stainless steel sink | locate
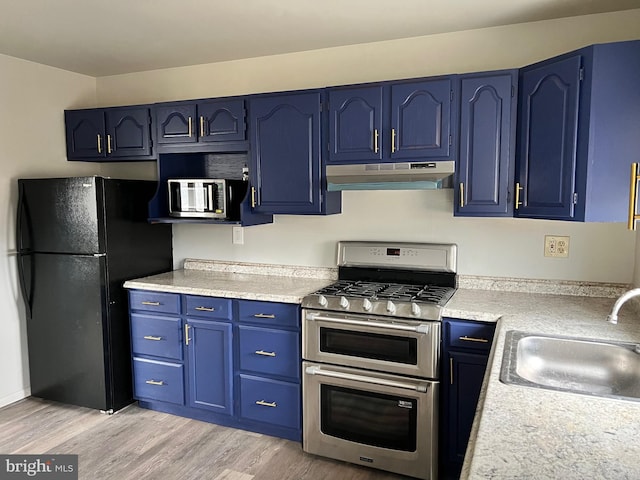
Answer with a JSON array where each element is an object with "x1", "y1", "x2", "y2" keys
[{"x1": 500, "y1": 330, "x2": 640, "y2": 401}]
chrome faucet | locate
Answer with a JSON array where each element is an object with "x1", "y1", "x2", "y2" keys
[{"x1": 607, "y1": 288, "x2": 640, "y2": 324}]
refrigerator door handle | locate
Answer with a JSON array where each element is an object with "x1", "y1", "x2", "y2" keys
[{"x1": 16, "y1": 184, "x2": 33, "y2": 318}]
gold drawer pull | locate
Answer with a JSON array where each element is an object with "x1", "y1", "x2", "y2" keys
[
  {"x1": 628, "y1": 162, "x2": 640, "y2": 230},
  {"x1": 195, "y1": 306, "x2": 215, "y2": 312},
  {"x1": 255, "y1": 350, "x2": 276, "y2": 357},
  {"x1": 515, "y1": 182, "x2": 523, "y2": 210},
  {"x1": 373, "y1": 129, "x2": 379, "y2": 154},
  {"x1": 255, "y1": 400, "x2": 277, "y2": 408},
  {"x1": 143, "y1": 335, "x2": 162, "y2": 341},
  {"x1": 145, "y1": 380, "x2": 164, "y2": 386},
  {"x1": 459, "y1": 336, "x2": 489, "y2": 343},
  {"x1": 141, "y1": 301, "x2": 161, "y2": 306},
  {"x1": 253, "y1": 313, "x2": 276, "y2": 319}
]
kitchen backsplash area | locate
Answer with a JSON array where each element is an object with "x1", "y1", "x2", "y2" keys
[{"x1": 172, "y1": 189, "x2": 635, "y2": 285}]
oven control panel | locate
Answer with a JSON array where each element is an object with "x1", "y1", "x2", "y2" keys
[{"x1": 337, "y1": 241, "x2": 457, "y2": 272}]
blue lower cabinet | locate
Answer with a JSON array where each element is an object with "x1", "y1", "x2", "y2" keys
[
  {"x1": 186, "y1": 319, "x2": 233, "y2": 415},
  {"x1": 239, "y1": 375, "x2": 300, "y2": 430},
  {"x1": 133, "y1": 357, "x2": 184, "y2": 405},
  {"x1": 128, "y1": 292, "x2": 302, "y2": 442}
]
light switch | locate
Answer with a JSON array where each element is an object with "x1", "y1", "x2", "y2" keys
[{"x1": 232, "y1": 226, "x2": 244, "y2": 245}]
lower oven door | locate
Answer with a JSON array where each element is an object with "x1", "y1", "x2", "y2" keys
[
  {"x1": 303, "y1": 309, "x2": 440, "y2": 378},
  {"x1": 302, "y1": 361, "x2": 438, "y2": 480}
]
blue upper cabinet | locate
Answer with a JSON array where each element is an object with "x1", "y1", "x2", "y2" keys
[
  {"x1": 390, "y1": 79, "x2": 454, "y2": 160},
  {"x1": 328, "y1": 77, "x2": 457, "y2": 164},
  {"x1": 65, "y1": 106, "x2": 154, "y2": 161},
  {"x1": 249, "y1": 91, "x2": 341, "y2": 215},
  {"x1": 328, "y1": 86, "x2": 383, "y2": 162},
  {"x1": 455, "y1": 71, "x2": 517, "y2": 217},
  {"x1": 155, "y1": 99, "x2": 246, "y2": 148},
  {"x1": 516, "y1": 40, "x2": 640, "y2": 222}
]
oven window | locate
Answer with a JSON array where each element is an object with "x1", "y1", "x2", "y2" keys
[
  {"x1": 320, "y1": 328, "x2": 418, "y2": 365},
  {"x1": 320, "y1": 385, "x2": 417, "y2": 452}
]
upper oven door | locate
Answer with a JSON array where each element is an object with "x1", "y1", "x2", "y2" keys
[{"x1": 302, "y1": 309, "x2": 440, "y2": 379}]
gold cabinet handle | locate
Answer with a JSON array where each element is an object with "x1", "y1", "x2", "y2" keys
[
  {"x1": 255, "y1": 350, "x2": 276, "y2": 357},
  {"x1": 628, "y1": 162, "x2": 640, "y2": 230},
  {"x1": 255, "y1": 400, "x2": 277, "y2": 408},
  {"x1": 107, "y1": 134, "x2": 112, "y2": 154},
  {"x1": 143, "y1": 335, "x2": 162, "y2": 341},
  {"x1": 141, "y1": 301, "x2": 160, "y2": 306},
  {"x1": 195, "y1": 306, "x2": 215, "y2": 312},
  {"x1": 373, "y1": 129, "x2": 379, "y2": 154},
  {"x1": 188, "y1": 117, "x2": 193, "y2": 137},
  {"x1": 185, "y1": 324, "x2": 190, "y2": 346},
  {"x1": 200, "y1": 116, "x2": 205, "y2": 138},
  {"x1": 459, "y1": 183, "x2": 465, "y2": 208},
  {"x1": 251, "y1": 187, "x2": 257, "y2": 208},
  {"x1": 253, "y1": 313, "x2": 276, "y2": 319},
  {"x1": 450, "y1": 357, "x2": 454, "y2": 385},
  {"x1": 459, "y1": 336, "x2": 489, "y2": 343},
  {"x1": 391, "y1": 128, "x2": 397, "y2": 153},
  {"x1": 515, "y1": 182, "x2": 524, "y2": 210},
  {"x1": 145, "y1": 380, "x2": 164, "y2": 386},
  {"x1": 97, "y1": 134, "x2": 102, "y2": 153}
]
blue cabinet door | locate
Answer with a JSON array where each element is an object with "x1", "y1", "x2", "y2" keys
[
  {"x1": 455, "y1": 71, "x2": 517, "y2": 217},
  {"x1": 105, "y1": 107, "x2": 152, "y2": 158},
  {"x1": 250, "y1": 92, "x2": 322, "y2": 214},
  {"x1": 445, "y1": 351, "x2": 488, "y2": 465},
  {"x1": 156, "y1": 104, "x2": 198, "y2": 145},
  {"x1": 198, "y1": 99, "x2": 246, "y2": 143},
  {"x1": 516, "y1": 55, "x2": 581, "y2": 219},
  {"x1": 186, "y1": 318, "x2": 233, "y2": 415},
  {"x1": 391, "y1": 79, "x2": 454, "y2": 160},
  {"x1": 328, "y1": 86, "x2": 383, "y2": 163},
  {"x1": 65, "y1": 109, "x2": 106, "y2": 159}
]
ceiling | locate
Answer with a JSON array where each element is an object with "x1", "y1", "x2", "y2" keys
[{"x1": 2, "y1": 0, "x2": 640, "y2": 77}]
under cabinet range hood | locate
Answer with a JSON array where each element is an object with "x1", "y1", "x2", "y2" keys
[{"x1": 326, "y1": 161, "x2": 454, "y2": 191}]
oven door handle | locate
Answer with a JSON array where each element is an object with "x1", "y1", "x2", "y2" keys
[
  {"x1": 305, "y1": 365, "x2": 429, "y2": 393},
  {"x1": 307, "y1": 314, "x2": 431, "y2": 334}
]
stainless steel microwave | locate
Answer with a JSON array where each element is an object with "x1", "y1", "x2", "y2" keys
[{"x1": 167, "y1": 179, "x2": 247, "y2": 220}]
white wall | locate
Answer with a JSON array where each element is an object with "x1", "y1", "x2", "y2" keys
[
  {"x1": 97, "y1": 9, "x2": 640, "y2": 284},
  {"x1": 0, "y1": 53, "x2": 99, "y2": 406}
]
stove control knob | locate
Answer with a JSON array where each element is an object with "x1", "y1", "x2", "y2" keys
[
  {"x1": 411, "y1": 302, "x2": 421, "y2": 317},
  {"x1": 386, "y1": 300, "x2": 396, "y2": 314},
  {"x1": 318, "y1": 295, "x2": 328, "y2": 307},
  {"x1": 362, "y1": 298, "x2": 372, "y2": 312},
  {"x1": 339, "y1": 296, "x2": 350, "y2": 309}
]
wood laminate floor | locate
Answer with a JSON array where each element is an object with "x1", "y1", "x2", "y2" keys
[{"x1": 0, "y1": 398, "x2": 411, "y2": 480}]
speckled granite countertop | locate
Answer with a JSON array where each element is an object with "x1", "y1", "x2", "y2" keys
[
  {"x1": 123, "y1": 259, "x2": 337, "y2": 304},
  {"x1": 446, "y1": 289, "x2": 640, "y2": 480}
]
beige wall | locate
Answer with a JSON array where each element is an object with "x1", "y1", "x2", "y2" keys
[
  {"x1": 97, "y1": 9, "x2": 640, "y2": 284},
  {"x1": 0, "y1": 53, "x2": 99, "y2": 407}
]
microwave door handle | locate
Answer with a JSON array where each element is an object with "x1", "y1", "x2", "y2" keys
[
  {"x1": 207, "y1": 184, "x2": 213, "y2": 211},
  {"x1": 305, "y1": 365, "x2": 428, "y2": 393},
  {"x1": 307, "y1": 314, "x2": 431, "y2": 334}
]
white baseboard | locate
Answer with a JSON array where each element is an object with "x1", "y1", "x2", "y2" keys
[{"x1": 0, "y1": 388, "x2": 30, "y2": 409}]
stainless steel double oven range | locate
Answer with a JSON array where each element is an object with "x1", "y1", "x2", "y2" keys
[{"x1": 302, "y1": 241, "x2": 457, "y2": 480}]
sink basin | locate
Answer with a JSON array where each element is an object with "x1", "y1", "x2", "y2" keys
[{"x1": 500, "y1": 330, "x2": 640, "y2": 401}]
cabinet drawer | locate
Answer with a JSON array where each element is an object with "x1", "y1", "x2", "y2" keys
[
  {"x1": 238, "y1": 326, "x2": 299, "y2": 379},
  {"x1": 239, "y1": 375, "x2": 300, "y2": 430},
  {"x1": 130, "y1": 313, "x2": 182, "y2": 360},
  {"x1": 129, "y1": 290, "x2": 180, "y2": 314},
  {"x1": 185, "y1": 295, "x2": 232, "y2": 320},
  {"x1": 133, "y1": 357, "x2": 184, "y2": 405},
  {"x1": 237, "y1": 300, "x2": 299, "y2": 328},
  {"x1": 446, "y1": 319, "x2": 495, "y2": 352}
]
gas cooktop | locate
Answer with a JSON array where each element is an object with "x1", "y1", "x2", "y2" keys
[{"x1": 301, "y1": 241, "x2": 458, "y2": 321}]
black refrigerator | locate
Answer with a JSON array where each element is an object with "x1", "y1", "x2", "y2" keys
[{"x1": 16, "y1": 176, "x2": 172, "y2": 412}]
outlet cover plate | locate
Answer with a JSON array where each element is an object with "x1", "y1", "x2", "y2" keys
[{"x1": 544, "y1": 235, "x2": 569, "y2": 258}]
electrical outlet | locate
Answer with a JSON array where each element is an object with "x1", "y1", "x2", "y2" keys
[
  {"x1": 232, "y1": 226, "x2": 244, "y2": 245},
  {"x1": 544, "y1": 235, "x2": 569, "y2": 258}
]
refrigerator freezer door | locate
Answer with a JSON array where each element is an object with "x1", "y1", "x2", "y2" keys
[
  {"x1": 17, "y1": 177, "x2": 104, "y2": 254},
  {"x1": 26, "y1": 253, "x2": 116, "y2": 411}
]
